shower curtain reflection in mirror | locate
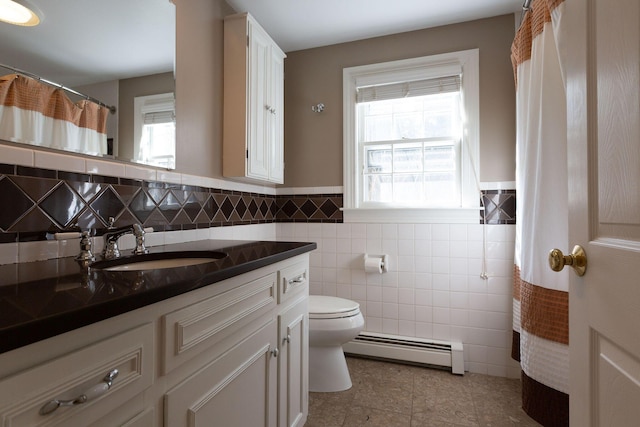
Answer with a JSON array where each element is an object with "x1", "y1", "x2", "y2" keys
[{"x1": 0, "y1": 74, "x2": 109, "y2": 155}]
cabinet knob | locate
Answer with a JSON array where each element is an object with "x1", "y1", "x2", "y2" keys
[
  {"x1": 283, "y1": 335, "x2": 291, "y2": 344},
  {"x1": 271, "y1": 348, "x2": 279, "y2": 358},
  {"x1": 39, "y1": 369, "x2": 119, "y2": 415}
]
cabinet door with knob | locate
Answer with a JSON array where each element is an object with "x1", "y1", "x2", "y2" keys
[
  {"x1": 224, "y1": 12, "x2": 286, "y2": 184},
  {"x1": 277, "y1": 297, "x2": 308, "y2": 427},
  {"x1": 164, "y1": 320, "x2": 279, "y2": 427}
]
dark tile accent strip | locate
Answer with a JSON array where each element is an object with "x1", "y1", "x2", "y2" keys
[
  {"x1": 0, "y1": 166, "x2": 344, "y2": 241},
  {"x1": 481, "y1": 189, "x2": 516, "y2": 225},
  {"x1": 276, "y1": 194, "x2": 343, "y2": 223},
  {"x1": 0, "y1": 167, "x2": 520, "y2": 239}
]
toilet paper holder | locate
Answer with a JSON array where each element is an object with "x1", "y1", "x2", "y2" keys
[{"x1": 363, "y1": 254, "x2": 389, "y2": 273}]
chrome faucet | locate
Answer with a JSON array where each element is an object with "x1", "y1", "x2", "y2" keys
[{"x1": 103, "y1": 223, "x2": 148, "y2": 260}]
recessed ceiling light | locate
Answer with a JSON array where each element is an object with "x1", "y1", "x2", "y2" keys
[{"x1": 0, "y1": 0, "x2": 41, "y2": 26}]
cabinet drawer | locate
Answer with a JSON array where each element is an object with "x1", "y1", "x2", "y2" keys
[
  {"x1": 278, "y1": 262, "x2": 308, "y2": 304},
  {"x1": 162, "y1": 272, "x2": 277, "y2": 374},
  {"x1": 0, "y1": 323, "x2": 153, "y2": 427}
]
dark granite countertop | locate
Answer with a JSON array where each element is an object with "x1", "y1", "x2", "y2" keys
[{"x1": 0, "y1": 239, "x2": 316, "y2": 354}]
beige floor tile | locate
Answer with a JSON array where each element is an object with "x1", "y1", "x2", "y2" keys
[
  {"x1": 342, "y1": 406, "x2": 412, "y2": 427},
  {"x1": 307, "y1": 357, "x2": 541, "y2": 427},
  {"x1": 352, "y1": 376, "x2": 413, "y2": 415}
]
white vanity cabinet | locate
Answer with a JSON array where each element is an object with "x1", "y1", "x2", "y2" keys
[
  {"x1": 0, "y1": 254, "x2": 309, "y2": 427},
  {"x1": 223, "y1": 12, "x2": 286, "y2": 184}
]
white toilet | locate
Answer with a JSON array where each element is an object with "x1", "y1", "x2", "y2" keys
[{"x1": 308, "y1": 295, "x2": 365, "y2": 392}]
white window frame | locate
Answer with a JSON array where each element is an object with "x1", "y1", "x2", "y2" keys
[
  {"x1": 343, "y1": 49, "x2": 480, "y2": 223},
  {"x1": 133, "y1": 92, "x2": 176, "y2": 168}
]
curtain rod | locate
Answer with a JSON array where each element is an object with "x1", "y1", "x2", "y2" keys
[
  {"x1": 518, "y1": 0, "x2": 533, "y2": 29},
  {"x1": 0, "y1": 63, "x2": 116, "y2": 114}
]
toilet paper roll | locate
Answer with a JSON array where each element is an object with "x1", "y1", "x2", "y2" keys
[{"x1": 364, "y1": 256, "x2": 384, "y2": 274}]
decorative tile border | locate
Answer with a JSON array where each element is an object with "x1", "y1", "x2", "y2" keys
[
  {"x1": 481, "y1": 189, "x2": 516, "y2": 225},
  {"x1": 0, "y1": 164, "x2": 344, "y2": 242},
  {"x1": 275, "y1": 194, "x2": 343, "y2": 222},
  {"x1": 0, "y1": 163, "x2": 515, "y2": 242}
]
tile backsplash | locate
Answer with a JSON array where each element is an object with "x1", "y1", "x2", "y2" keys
[{"x1": 0, "y1": 163, "x2": 344, "y2": 243}]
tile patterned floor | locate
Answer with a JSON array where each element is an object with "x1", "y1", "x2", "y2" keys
[{"x1": 306, "y1": 357, "x2": 541, "y2": 427}]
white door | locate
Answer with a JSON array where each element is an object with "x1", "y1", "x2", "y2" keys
[{"x1": 563, "y1": 0, "x2": 640, "y2": 425}]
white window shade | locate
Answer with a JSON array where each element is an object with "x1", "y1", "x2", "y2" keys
[
  {"x1": 356, "y1": 75, "x2": 461, "y2": 103},
  {"x1": 143, "y1": 110, "x2": 174, "y2": 125}
]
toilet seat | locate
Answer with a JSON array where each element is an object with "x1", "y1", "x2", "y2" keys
[{"x1": 309, "y1": 295, "x2": 361, "y2": 319}]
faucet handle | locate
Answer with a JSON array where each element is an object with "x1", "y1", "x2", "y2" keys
[
  {"x1": 133, "y1": 226, "x2": 149, "y2": 255},
  {"x1": 75, "y1": 230, "x2": 96, "y2": 268}
]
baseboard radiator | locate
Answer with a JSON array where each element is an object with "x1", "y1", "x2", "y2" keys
[{"x1": 342, "y1": 332, "x2": 465, "y2": 375}]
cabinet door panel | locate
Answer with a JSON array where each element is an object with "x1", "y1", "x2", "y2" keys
[
  {"x1": 269, "y1": 49, "x2": 285, "y2": 184},
  {"x1": 165, "y1": 320, "x2": 278, "y2": 427},
  {"x1": 162, "y1": 272, "x2": 276, "y2": 374},
  {"x1": 247, "y1": 20, "x2": 272, "y2": 181},
  {"x1": 278, "y1": 299, "x2": 308, "y2": 427}
]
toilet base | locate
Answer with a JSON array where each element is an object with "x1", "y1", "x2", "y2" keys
[{"x1": 309, "y1": 345, "x2": 352, "y2": 392}]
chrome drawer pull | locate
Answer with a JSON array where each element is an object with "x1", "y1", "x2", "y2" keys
[
  {"x1": 39, "y1": 369, "x2": 119, "y2": 416},
  {"x1": 284, "y1": 274, "x2": 305, "y2": 293},
  {"x1": 288, "y1": 275, "x2": 305, "y2": 286}
]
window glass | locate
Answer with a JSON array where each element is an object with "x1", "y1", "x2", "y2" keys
[{"x1": 358, "y1": 92, "x2": 461, "y2": 206}]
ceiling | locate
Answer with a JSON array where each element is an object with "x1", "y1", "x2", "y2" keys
[
  {"x1": 225, "y1": 0, "x2": 524, "y2": 52},
  {"x1": 0, "y1": 0, "x2": 175, "y2": 87},
  {"x1": 0, "y1": 0, "x2": 522, "y2": 88}
]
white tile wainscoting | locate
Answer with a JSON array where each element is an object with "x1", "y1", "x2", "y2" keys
[{"x1": 277, "y1": 221, "x2": 521, "y2": 378}]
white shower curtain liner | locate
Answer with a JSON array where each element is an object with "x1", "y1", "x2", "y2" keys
[{"x1": 512, "y1": 1, "x2": 569, "y2": 425}]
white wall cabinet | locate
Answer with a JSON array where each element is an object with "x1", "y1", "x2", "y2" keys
[
  {"x1": 0, "y1": 255, "x2": 309, "y2": 427},
  {"x1": 223, "y1": 12, "x2": 286, "y2": 184}
]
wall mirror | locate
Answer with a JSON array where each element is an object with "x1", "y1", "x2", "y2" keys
[{"x1": 0, "y1": 0, "x2": 176, "y2": 169}]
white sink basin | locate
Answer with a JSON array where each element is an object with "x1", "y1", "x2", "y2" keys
[
  {"x1": 91, "y1": 251, "x2": 227, "y2": 272},
  {"x1": 101, "y1": 258, "x2": 219, "y2": 271}
]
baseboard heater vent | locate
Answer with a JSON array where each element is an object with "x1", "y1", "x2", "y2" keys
[{"x1": 343, "y1": 332, "x2": 464, "y2": 375}]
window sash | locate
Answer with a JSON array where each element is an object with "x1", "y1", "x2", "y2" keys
[{"x1": 360, "y1": 138, "x2": 461, "y2": 207}]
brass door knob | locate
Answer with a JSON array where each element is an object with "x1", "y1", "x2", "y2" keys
[{"x1": 548, "y1": 245, "x2": 587, "y2": 276}]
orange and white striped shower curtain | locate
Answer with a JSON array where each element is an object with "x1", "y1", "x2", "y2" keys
[
  {"x1": 511, "y1": 1, "x2": 569, "y2": 425},
  {"x1": 0, "y1": 74, "x2": 109, "y2": 155}
]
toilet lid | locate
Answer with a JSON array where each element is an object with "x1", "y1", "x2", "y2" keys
[{"x1": 309, "y1": 295, "x2": 361, "y2": 319}]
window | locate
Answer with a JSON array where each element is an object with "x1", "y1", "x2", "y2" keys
[
  {"x1": 133, "y1": 92, "x2": 176, "y2": 169},
  {"x1": 343, "y1": 50, "x2": 480, "y2": 223}
]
